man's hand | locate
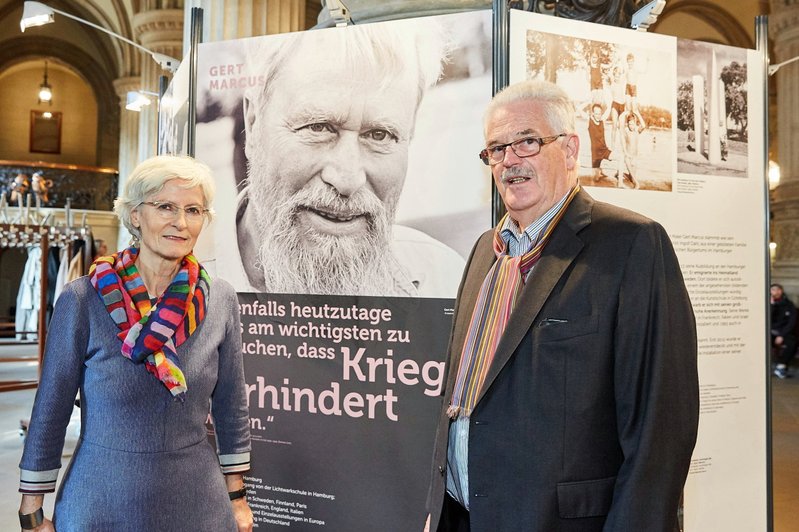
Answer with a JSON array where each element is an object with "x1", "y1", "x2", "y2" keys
[{"x1": 232, "y1": 498, "x2": 254, "y2": 532}]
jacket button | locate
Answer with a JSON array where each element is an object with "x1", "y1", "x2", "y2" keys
[{"x1": 438, "y1": 465, "x2": 445, "y2": 476}]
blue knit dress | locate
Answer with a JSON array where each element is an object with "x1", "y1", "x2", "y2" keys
[{"x1": 19, "y1": 276, "x2": 251, "y2": 532}]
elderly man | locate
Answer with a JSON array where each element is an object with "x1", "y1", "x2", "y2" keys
[
  {"x1": 206, "y1": 22, "x2": 465, "y2": 297},
  {"x1": 426, "y1": 79, "x2": 699, "y2": 531}
]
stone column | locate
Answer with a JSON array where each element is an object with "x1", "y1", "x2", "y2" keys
[
  {"x1": 185, "y1": 0, "x2": 306, "y2": 44},
  {"x1": 770, "y1": 1, "x2": 799, "y2": 296},
  {"x1": 266, "y1": 0, "x2": 306, "y2": 35},
  {"x1": 132, "y1": 9, "x2": 184, "y2": 161},
  {"x1": 112, "y1": 77, "x2": 141, "y2": 186},
  {"x1": 692, "y1": 74, "x2": 705, "y2": 155},
  {"x1": 113, "y1": 76, "x2": 142, "y2": 251},
  {"x1": 708, "y1": 50, "x2": 721, "y2": 164}
]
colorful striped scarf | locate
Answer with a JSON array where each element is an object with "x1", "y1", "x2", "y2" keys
[
  {"x1": 447, "y1": 185, "x2": 580, "y2": 418},
  {"x1": 89, "y1": 247, "x2": 210, "y2": 399}
]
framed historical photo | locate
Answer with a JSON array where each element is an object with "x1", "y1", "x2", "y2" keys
[{"x1": 29, "y1": 110, "x2": 62, "y2": 154}]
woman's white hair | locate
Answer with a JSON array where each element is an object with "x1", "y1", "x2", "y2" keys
[
  {"x1": 113, "y1": 155, "x2": 216, "y2": 239},
  {"x1": 484, "y1": 79, "x2": 577, "y2": 136}
]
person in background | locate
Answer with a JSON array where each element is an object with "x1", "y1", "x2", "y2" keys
[
  {"x1": 608, "y1": 65, "x2": 627, "y2": 151},
  {"x1": 623, "y1": 53, "x2": 646, "y2": 130},
  {"x1": 425, "y1": 79, "x2": 699, "y2": 532},
  {"x1": 586, "y1": 102, "x2": 614, "y2": 182},
  {"x1": 771, "y1": 283, "x2": 796, "y2": 379},
  {"x1": 18, "y1": 155, "x2": 252, "y2": 532},
  {"x1": 619, "y1": 111, "x2": 644, "y2": 189},
  {"x1": 93, "y1": 238, "x2": 108, "y2": 260},
  {"x1": 31, "y1": 172, "x2": 52, "y2": 204},
  {"x1": 10, "y1": 173, "x2": 30, "y2": 204}
]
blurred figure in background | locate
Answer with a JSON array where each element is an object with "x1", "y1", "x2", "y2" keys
[{"x1": 771, "y1": 283, "x2": 796, "y2": 379}]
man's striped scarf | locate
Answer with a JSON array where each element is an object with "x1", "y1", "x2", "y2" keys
[{"x1": 447, "y1": 185, "x2": 580, "y2": 418}]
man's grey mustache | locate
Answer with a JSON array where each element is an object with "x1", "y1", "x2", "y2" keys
[
  {"x1": 282, "y1": 184, "x2": 390, "y2": 228},
  {"x1": 501, "y1": 166, "x2": 536, "y2": 183}
]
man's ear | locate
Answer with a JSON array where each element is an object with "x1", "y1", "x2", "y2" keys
[
  {"x1": 565, "y1": 134, "x2": 580, "y2": 170},
  {"x1": 243, "y1": 93, "x2": 257, "y2": 159}
]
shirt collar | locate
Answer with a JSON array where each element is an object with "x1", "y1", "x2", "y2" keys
[{"x1": 500, "y1": 186, "x2": 576, "y2": 249}]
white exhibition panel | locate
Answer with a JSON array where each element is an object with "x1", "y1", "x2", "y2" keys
[
  {"x1": 510, "y1": 10, "x2": 768, "y2": 532},
  {"x1": 188, "y1": 11, "x2": 494, "y2": 530}
]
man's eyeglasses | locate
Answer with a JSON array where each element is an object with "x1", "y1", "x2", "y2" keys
[
  {"x1": 139, "y1": 201, "x2": 209, "y2": 223},
  {"x1": 479, "y1": 133, "x2": 567, "y2": 166}
]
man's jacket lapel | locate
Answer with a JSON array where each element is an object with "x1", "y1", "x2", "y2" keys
[{"x1": 474, "y1": 189, "x2": 593, "y2": 408}]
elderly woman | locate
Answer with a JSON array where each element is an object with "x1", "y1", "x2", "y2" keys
[{"x1": 17, "y1": 156, "x2": 253, "y2": 531}]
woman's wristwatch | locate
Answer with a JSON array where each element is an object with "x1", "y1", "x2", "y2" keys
[
  {"x1": 229, "y1": 487, "x2": 247, "y2": 501},
  {"x1": 19, "y1": 507, "x2": 44, "y2": 530}
]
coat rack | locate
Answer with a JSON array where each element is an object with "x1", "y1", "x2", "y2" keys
[{"x1": 0, "y1": 195, "x2": 92, "y2": 392}]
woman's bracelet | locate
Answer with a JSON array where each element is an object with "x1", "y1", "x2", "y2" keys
[
  {"x1": 19, "y1": 507, "x2": 44, "y2": 530},
  {"x1": 229, "y1": 487, "x2": 247, "y2": 501}
]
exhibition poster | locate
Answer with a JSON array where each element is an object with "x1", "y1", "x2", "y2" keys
[
  {"x1": 509, "y1": 10, "x2": 767, "y2": 532},
  {"x1": 194, "y1": 10, "x2": 493, "y2": 529}
]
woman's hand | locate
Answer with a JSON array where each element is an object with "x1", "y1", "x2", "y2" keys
[
  {"x1": 20, "y1": 517, "x2": 55, "y2": 532},
  {"x1": 232, "y1": 498, "x2": 253, "y2": 532},
  {"x1": 19, "y1": 494, "x2": 55, "y2": 531},
  {"x1": 225, "y1": 474, "x2": 253, "y2": 532}
]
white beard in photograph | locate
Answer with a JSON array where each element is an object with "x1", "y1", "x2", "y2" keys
[{"x1": 247, "y1": 174, "x2": 398, "y2": 296}]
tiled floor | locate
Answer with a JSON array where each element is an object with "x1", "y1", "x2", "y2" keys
[
  {"x1": 772, "y1": 374, "x2": 799, "y2": 531},
  {"x1": 1, "y1": 345, "x2": 798, "y2": 531},
  {"x1": 0, "y1": 344, "x2": 77, "y2": 527}
]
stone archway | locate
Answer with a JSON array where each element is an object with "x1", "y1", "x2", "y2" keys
[
  {"x1": 655, "y1": 0, "x2": 754, "y2": 49},
  {"x1": 0, "y1": 36, "x2": 120, "y2": 168}
]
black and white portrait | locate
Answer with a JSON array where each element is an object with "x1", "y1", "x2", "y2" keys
[{"x1": 193, "y1": 12, "x2": 492, "y2": 297}]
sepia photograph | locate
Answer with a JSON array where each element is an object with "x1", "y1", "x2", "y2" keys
[
  {"x1": 676, "y1": 39, "x2": 748, "y2": 177},
  {"x1": 525, "y1": 30, "x2": 675, "y2": 192}
]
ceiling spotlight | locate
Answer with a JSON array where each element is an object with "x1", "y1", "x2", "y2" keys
[
  {"x1": 20, "y1": 1, "x2": 180, "y2": 73},
  {"x1": 125, "y1": 90, "x2": 159, "y2": 112},
  {"x1": 631, "y1": 0, "x2": 667, "y2": 32}
]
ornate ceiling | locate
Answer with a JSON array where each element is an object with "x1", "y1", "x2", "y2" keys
[{"x1": 0, "y1": 0, "x2": 771, "y2": 169}]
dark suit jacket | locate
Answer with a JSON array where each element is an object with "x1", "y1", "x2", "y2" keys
[{"x1": 427, "y1": 189, "x2": 699, "y2": 532}]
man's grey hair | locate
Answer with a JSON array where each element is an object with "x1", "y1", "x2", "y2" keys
[
  {"x1": 244, "y1": 18, "x2": 451, "y2": 109},
  {"x1": 484, "y1": 79, "x2": 577, "y2": 136},
  {"x1": 113, "y1": 155, "x2": 216, "y2": 239}
]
